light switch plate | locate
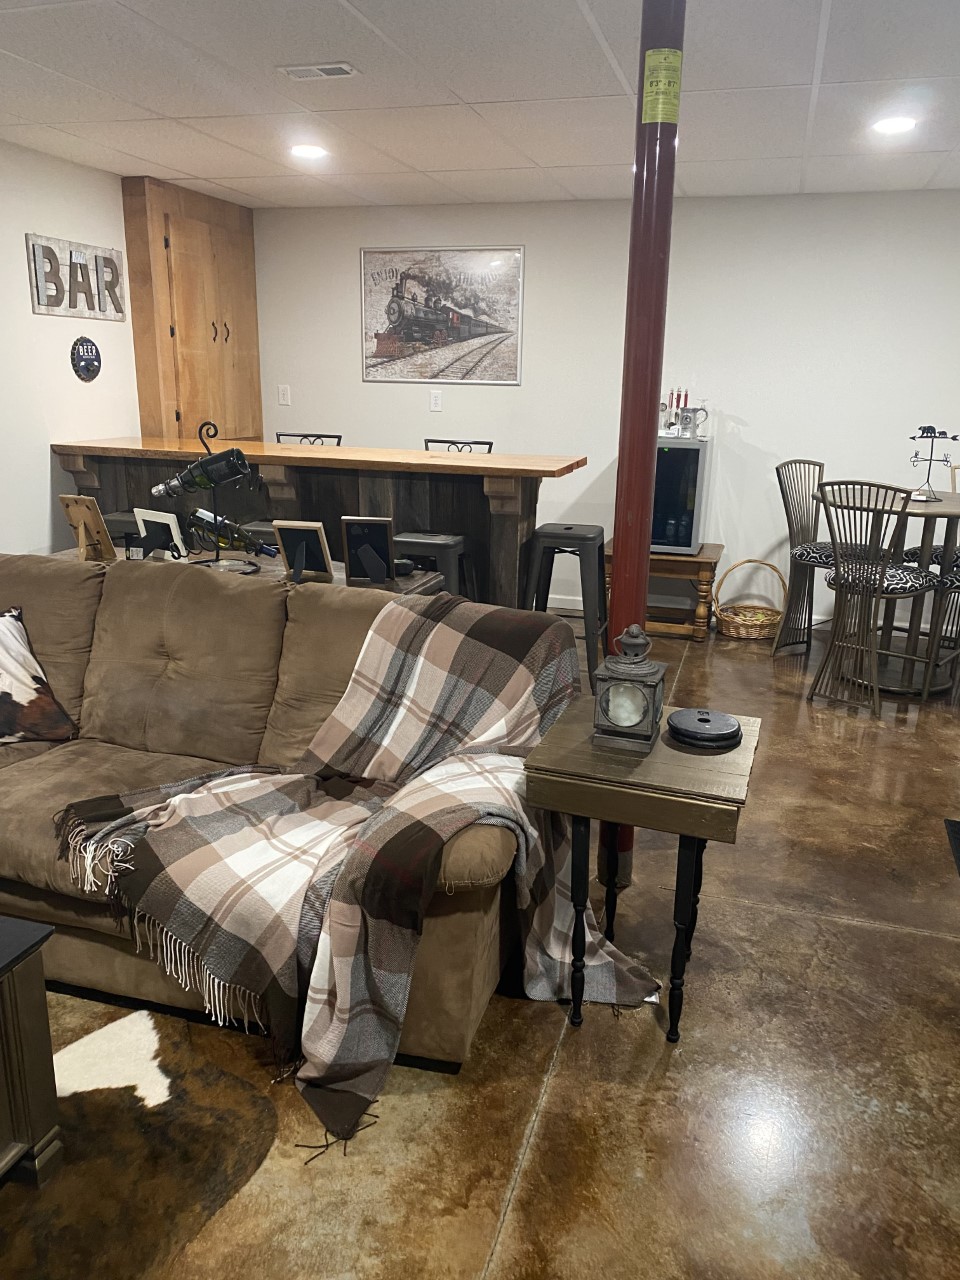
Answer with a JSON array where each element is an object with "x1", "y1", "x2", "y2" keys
[
  {"x1": 429, "y1": 389, "x2": 442, "y2": 412},
  {"x1": 277, "y1": 384, "x2": 291, "y2": 406}
]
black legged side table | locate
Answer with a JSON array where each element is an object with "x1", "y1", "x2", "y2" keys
[{"x1": 526, "y1": 700, "x2": 760, "y2": 1041}]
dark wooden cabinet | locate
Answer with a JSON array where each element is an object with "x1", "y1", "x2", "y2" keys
[{"x1": 122, "y1": 177, "x2": 263, "y2": 444}]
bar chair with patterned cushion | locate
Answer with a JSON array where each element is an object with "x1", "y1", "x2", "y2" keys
[
  {"x1": 808, "y1": 482, "x2": 938, "y2": 715},
  {"x1": 773, "y1": 459, "x2": 831, "y2": 653},
  {"x1": 922, "y1": 562, "x2": 960, "y2": 699}
]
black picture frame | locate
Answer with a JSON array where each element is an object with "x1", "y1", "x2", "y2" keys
[{"x1": 341, "y1": 517, "x2": 395, "y2": 586}]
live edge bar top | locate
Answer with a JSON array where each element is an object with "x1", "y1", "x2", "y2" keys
[{"x1": 50, "y1": 437, "x2": 587, "y2": 479}]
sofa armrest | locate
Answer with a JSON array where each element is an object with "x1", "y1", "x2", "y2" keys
[{"x1": 439, "y1": 825, "x2": 517, "y2": 893}]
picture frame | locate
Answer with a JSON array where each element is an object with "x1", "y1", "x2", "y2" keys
[
  {"x1": 341, "y1": 517, "x2": 395, "y2": 587},
  {"x1": 361, "y1": 246, "x2": 523, "y2": 385},
  {"x1": 133, "y1": 508, "x2": 189, "y2": 561},
  {"x1": 272, "y1": 520, "x2": 334, "y2": 583},
  {"x1": 58, "y1": 494, "x2": 116, "y2": 562}
]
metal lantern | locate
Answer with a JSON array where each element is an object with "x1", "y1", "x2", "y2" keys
[{"x1": 593, "y1": 624, "x2": 667, "y2": 754}]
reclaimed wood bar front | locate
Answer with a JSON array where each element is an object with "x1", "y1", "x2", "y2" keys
[{"x1": 52, "y1": 438, "x2": 587, "y2": 607}]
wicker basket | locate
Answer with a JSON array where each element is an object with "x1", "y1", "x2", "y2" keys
[{"x1": 713, "y1": 558, "x2": 787, "y2": 640}]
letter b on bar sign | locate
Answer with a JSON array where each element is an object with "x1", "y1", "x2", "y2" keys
[{"x1": 26, "y1": 233, "x2": 126, "y2": 321}]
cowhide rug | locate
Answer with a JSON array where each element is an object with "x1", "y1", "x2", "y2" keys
[{"x1": 0, "y1": 996, "x2": 277, "y2": 1279}]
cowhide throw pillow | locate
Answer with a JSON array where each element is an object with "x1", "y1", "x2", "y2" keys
[{"x1": 0, "y1": 606, "x2": 75, "y2": 744}]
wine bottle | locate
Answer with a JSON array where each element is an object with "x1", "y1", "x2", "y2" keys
[
  {"x1": 151, "y1": 448, "x2": 250, "y2": 499},
  {"x1": 188, "y1": 509, "x2": 278, "y2": 557}
]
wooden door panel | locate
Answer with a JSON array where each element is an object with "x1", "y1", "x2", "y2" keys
[
  {"x1": 212, "y1": 223, "x2": 262, "y2": 440},
  {"x1": 167, "y1": 214, "x2": 224, "y2": 441}
]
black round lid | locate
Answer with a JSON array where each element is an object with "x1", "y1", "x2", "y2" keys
[{"x1": 667, "y1": 708, "x2": 742, "y2": 746}]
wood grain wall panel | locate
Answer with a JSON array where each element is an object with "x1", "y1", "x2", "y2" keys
[{"x1": 122, "y1": 177, "x2": 263, "y2": 445}]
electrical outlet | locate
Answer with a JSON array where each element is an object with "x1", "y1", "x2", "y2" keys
[
  {"x1": 277, "y1": 384, "x2": 291, "y2": 406},
  {"x1": 429, "y1": 389, "x2": 442, "y2": 413}
]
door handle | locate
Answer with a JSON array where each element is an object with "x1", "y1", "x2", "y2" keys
[
  {"x1": 212, "y1": 321, "x2": 218, "y2": 342},
  {"x1": 223, "y1": 321, "x2": 230, "y2": 344}
]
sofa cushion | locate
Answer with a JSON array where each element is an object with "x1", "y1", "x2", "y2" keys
[
  {"x1": 0, "y1": 553, "x2": 105, "y2": 722},
  {"x1": 0, "y1": 738, "x2": 224, "y2": 901},
  {"x1": 258, "y1": 582, "x2": 393, "y2": 768},
  {"x1": 0, "y1": 742, "x2": 55, "y2": 771},
  {"x1": 80, "y1": 560, "x2": 288, "y2": 765}
]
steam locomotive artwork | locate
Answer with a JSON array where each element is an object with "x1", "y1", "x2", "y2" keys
[
  {"x1": 373, "y1": 273, "x2": 505, "y2": 357},
  {"x1": 362, "y1": 246, "x2": 523, "y2": 385}
]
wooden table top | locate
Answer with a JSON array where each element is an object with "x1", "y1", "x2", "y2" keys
[
  {"x1": 51, "y1": 437, "x2": 587, "y2": 480},
  {"x1": 813, "y1": 490, "x2": 960, "y2": 518},
  {"x1": 604, "y1": 539, "x2": 724, "y2": 566},
  {"x1": 524, "y1": 697, "x2": 760, "y2": 842},
  {"x1": 0, "y1": 917, "x2": 53, "y2": 979}
]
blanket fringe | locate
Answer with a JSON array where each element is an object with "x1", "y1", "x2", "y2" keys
[{"x1": 130, "y1": 909, "x2": 267, "y2": 1032}]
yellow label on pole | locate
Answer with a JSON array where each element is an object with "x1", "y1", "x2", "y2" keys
[{"x1": 641, "y1": 48, "x2": 682, "y2": 125}]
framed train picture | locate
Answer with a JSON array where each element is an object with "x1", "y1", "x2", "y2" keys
[{"x1": 361, "y1": 246, "x2": 523, "y2": 385}]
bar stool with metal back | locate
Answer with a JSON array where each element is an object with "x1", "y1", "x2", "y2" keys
[
  {"x1": 525, "y1": 524, "x2": 609, "y2": 692},
  {"x1": 808, "y1": 482, "x2": 938, "y2": 715},
  {"x1": 424, "y1": 438, "x2": 493, "y2": 453},
  {"x1": 392, "y1": 439, "x2": 490, "y2": 595},
  {"x1": 773, "y1": 459, "x2": 830, "y2": 653},
  {"x1": 275, "y1": 433, "x2": 343, "y2": 446}
]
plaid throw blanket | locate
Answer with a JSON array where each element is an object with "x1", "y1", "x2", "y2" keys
[{"x1": 59, "y1": 593, "x2": 658, "y2": 1139}]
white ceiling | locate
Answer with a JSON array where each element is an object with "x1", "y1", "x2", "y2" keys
[{"x1": 1, "y1": 0, "x2": 959, "y2": 206}]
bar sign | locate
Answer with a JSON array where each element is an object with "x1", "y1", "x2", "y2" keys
[{"x1": 25, "y1": 233, "x2": 126, "y2": 322}]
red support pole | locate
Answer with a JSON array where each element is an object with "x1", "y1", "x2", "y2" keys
[{"x1": 608, "y1": 0, "x2": 686, "y2": 639}]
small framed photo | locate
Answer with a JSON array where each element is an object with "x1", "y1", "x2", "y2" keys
[
  {"x1": 59, "y1": 494, "x2": 117, "y2": 562},
  {"x1": 341, "y1": 517, "x2": 395, "y2": 586},
  {"x1": 133, "y1": 508, "x2": 189, "y2": 561},
  {"x1": 272, "y1": 520, "x2": 334, "y2": 583}
]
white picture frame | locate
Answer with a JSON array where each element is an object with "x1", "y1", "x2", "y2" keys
[{"x1": 133, "y1": 508, "x2": 189, "y2": 561}]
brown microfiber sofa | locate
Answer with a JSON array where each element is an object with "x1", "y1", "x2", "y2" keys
[{"x1": 0, "y1": 553, "x2": 520, "y2": 1066}]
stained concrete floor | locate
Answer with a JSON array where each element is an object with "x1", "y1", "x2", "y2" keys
[{"x1": 3, "y1": 630, "x2": 959, "y2": 1279}]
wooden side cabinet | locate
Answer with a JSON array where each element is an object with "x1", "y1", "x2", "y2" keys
[
  {"x1": 0, "y1": 919, "x2": 62, "y2": 1188},
  {"x1": 122, "y1": 177, "x2": 263, "y2": 444}
]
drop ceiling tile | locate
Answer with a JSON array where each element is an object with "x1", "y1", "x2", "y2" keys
[
  {"x1": 810, "y1": 79, "x2": 960, "y2": 157},
  {"x1": 0, "y1": 1, "x2": 300, "y2": 117},
  {"x1": 116, "y1": 0, "x2": 457, "y2": 110},
  {"x1": 822, "y1": 0, "x2": 960, "y2": 84},
  {"x1": 803, "y1": 151, "x2": 948, "y2": 193},
  {"x1": 316, "y1": 106, "x2": 532, "y2": 170},
  {"x1": 587, "y1": 0, "x2": 822, "y2": 93},
  {"x1": 548, "y1": 164, "x2": 634, "y2": 199},
  {"x1": 325, "y1": 171, "x2": 468, "y2": 205},
  {"x1": 183, "y1": 114, "x2": 406, "y2": 174},
  {"x1": 927, "y1": 152, "x2": 960, "y2": 190},
  {"x1": 677, "y1": 157, "x2": 802, "y2": 196},
  {"x1": 0, "y1": 123, "x2": 188, "y2": 178},
  {"x1": 218, "y1": 175, "x2": 371, "y2": 206},
  {"x1": 173, "y1": 178, "x2": 270, "y2": 208},
  {"x1": 472, "y1": 97, "x2": 636, "y2": 168},
  {"x1": 427, "y1": 168, "x2": 572, "y2": 202},
  {"x1": 678, "y1": 87, "x2": 810, "y2": 161},
  {"x1": 349, "y1": 0, "x2": 624, "y2": 101},
  {"x1": 55, "y1": 119, "x2": 290, "y2": 178},
  {"x1": 0, "y1": 50, "x2": 153, "y2": 123}
]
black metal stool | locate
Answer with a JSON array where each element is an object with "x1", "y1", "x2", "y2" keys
[
  {"x1": 525, "y1": 524, "x2": 608, "y2": 690},
  {"x1": 393, "y1": 532, "x2": 476, "y2": 597}
]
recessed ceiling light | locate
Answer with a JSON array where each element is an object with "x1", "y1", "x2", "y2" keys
[
  {"x1": 872, "y1": 116, "x2": 917, "y2": 135},
  {"x1": 290, "y1": 144, "x2": 328, "y2": 159}
]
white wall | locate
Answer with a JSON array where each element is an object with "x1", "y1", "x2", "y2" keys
[
  {"x1": 255, "y1": 191, "x2": 960, "y2": 608},
  {"x1": 0, "y1": 140, "x2": 139, "y2": 555}
]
